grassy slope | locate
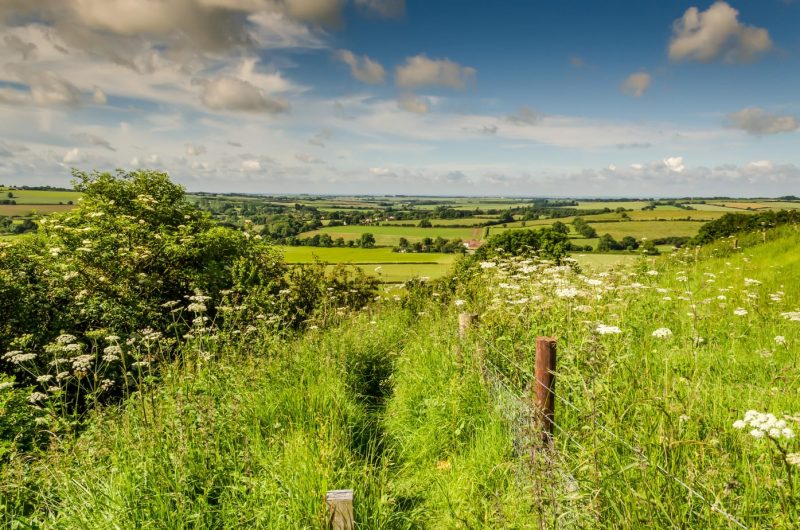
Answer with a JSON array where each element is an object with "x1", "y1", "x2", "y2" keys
[{"x1": 4, "y1": 227, "x2": 800, "y2": 528}]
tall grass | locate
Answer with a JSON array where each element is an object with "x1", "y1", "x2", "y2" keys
[{"x1": 2, "y1": 227, "x2": 800, "y2": 528}]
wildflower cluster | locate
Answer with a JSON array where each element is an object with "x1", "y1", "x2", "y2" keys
[{"x1": 733, "y1": 411, "x2": 796, "y2": 441}]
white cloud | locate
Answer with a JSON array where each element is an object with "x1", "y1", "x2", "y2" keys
[
  {"x1": 395, "y1": 54, "x2": 476, "y2": 90},
  {"x1": 92, "y1": 86, "x2": 107, "y2": 104},
  {"x1": 0, "y1": 86, "x2": 31, "y2": 105},
  {"x1": 397, "y1": 93, "x2": 429, "y2": 114},
  {"x1": 282, "y1": 0, "x2": 345, "y2": 27},
  {"x1": 185, "y1": 143, "x2": 207, "y2": 156},
  {"x1": 240, "y1": 158, "x2": 262, "y2": 172},
  {"x1": 5, "y1": 64, "x2": 83, "y2": 106},
  {"x1": 199, "y1": 76, "x2": 289, "y2": 113},
  {"x1": 336, "y1": 49, "x2": 386, "y2": 84},
  {"x1": 506, "y1": 106, "x2": 542, "y2": 126},
  {"x1": 73, "y1": 132, "x2": 115, "y2": 151},
  {"x1": 308, "y1": 128, "x2": 331, "y2": 146},
  {"x1": 621, "y1": 72, "x2": 651, "y2": 98},
  {"x1": 295, "y1": 152, "x2": 323, "y2": 164},
  {"x1": 668, "y1": 2, "x2": 772, "y2": 63},
  {"x1": 62, "y1": 147, "x2": 85, "y2": 164},
  {"x1": 663, "y1": 156, "x2": 685, "y2": 173},
  {"x1": 354, "y1": 0, "x2": 405, "y2": 18},
  {"x1": 726, "y1": 107, "x2": 798, "y2": 135},
  {"x1": 3, "y1": 34, "x2": 37, "y2": 60}
]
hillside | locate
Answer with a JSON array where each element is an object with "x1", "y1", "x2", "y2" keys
[{"x1": 3, "y1": 222, "x2": 799, "y2": 527}]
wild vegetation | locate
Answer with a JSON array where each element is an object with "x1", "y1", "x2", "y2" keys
[{"x1": 1, "y1": 172, "x2": 799, "y2": 528}]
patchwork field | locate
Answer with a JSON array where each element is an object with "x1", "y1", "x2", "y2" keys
[
  {"x1": 0, "y1": 188, "x2": 81, "y2": 204},
  {"x1": 300, "y1": 225, "x2": 481, "y2": 246},
  {"x1": 0, "y1": 204, "x2": 75, "y2": 216},
  {"x1": 278, "y1": 245, "x2": 457, "y2": 282}
]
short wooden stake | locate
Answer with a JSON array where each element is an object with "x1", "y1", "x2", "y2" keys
[
  {"x1": 534, "y1": 337, "x2": 557, "y2": 445},
  {"x1": 732, "y1": 237, "x2": 738, "y2": 250},
  {"x1": 325, "y1": 490, "x2": 354, "y2": 530},
  {"x1": 458, "y1": 312, "x2": 476, "y2": 339}
]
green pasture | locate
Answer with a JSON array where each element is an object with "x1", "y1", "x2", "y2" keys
[
  {"x1": 301, "y1": 225, "x2": 480, "y2": 246},
  {"x1": 0, "y1": 204, "x2": 75, "y2": 216},
  {"x1": 0, "y1": 188, "x2": 80, "y2": 204},
  {"x1": 278, "y1": 245, "x2": 456, "y2": 264}
]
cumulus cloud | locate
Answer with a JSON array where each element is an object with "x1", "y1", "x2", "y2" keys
[
  {"x1": 663, "y1": 156, "x2": 685, "y2": 173},
  {"x1": 397, "y1": 93, "x2": 429, "y2": 114},
  {"x1": 395, "y1": 54, "x2": 476, "y2": 90},
  {"x1": 308, "y1": 128, "x2": 332, "y2": 147},
  {"x1": 506, "y1": 106, "x2": 542, "y2": 126},
  {"x1": 726, "y1": 107, "x2": 798, "y2": 135},
  {"x1": 282, "y1": 0, "x2": 345, "y2": 27},
  {"x1": 621, "y1": 72, "x2": 651, "y2": 98},
  {"x1": 355, "y1": 0, "x2": 405, "y2": 18},
  {"x1": 668, "y1": 2, "x2": 772, "y2": 63},
  {"x1": 3, "y1": 34, "x2": 37, "y2": 60},
  {"x1": 91, "y1": 86, "x2": 107, "y2": 104},
  {"x1": 199, "y1": 76, "x2": 289, "y2": 113},
  {"x1": 295, "y1": 152, "x2": 323, "y2": 164},
  {"x1": 0, "y1": 87, "x2": 31, "y2": 105},
  {"x1": 5, "y1": 64, "x2": 83, "y2": 106},
  {"x1": 73, "y1": 132, "x2": 115, "y2": 151},
  {"x1": 240, "y1": 158, "x2": 262, "y2": 172},
  {"x1": 62, "y1": 148, "x2": 86, "y2": 164},
  {"x1": 616, "y1": 142, "x2": 652, "y2": 149},
  {"x1": 336, "y1": 49, "x2": 386, "y2": 84},
  {"x1": 185, "y1": 143, "x2": 207, "y2": 156}
]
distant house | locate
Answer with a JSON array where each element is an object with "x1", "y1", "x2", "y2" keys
[{"x1": 463, "y1": 239, "x2": 482, "y2": 252}]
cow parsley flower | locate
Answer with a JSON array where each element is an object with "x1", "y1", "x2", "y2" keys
[
  {"x1": 775, "y1": 336, "x2": 787, "y2": 345},
  {"x1": 596, "y1": 324, "x2": 622, "y2": 335},
  {"x1": 652, "y1": 328, "x2": 673, "y2": 339},
  {"x1": 733, "y1": 308, "x2": 748, "y2": 316}
]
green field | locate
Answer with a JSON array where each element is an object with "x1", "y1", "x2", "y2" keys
[
  {"x1": 0, "y1": 188, "x2": 81, "y2": 204},
  {"x1": 489, "y1": 219, "x2": 707, "y2": 240},
  {"x1": 279, "y1": 245, "x2": 458, "y2": 282},
  {"x1": 301, "y1": 225, "x2": 480, "y2": 246},
  {"x1": 569, "y1": 200, "x2": 651, "y2": 210},
  {"x1": 0, "y1": 204, "x2": 75, "y2": 216},
  {"x1": 381, "y1": 217, "x2": 495, "y2": 226}
]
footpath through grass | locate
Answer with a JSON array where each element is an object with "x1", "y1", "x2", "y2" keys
[{"x1": 3, "y1": 227, "x2": 800, "y2": 528}]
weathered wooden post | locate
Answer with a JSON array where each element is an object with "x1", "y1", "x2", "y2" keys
[
  {"x1": 732, "y1": 237, "x2": 738, "y2": 250},
  {"x1": 325, "y1": 490, "x2": 354, "y2": 530},
  {"x1": 534, "y1": 337, "x2": 557, "y2": 445},
  {"x1": 458, "y1": 312, "x2": 476, "y2": 339}
]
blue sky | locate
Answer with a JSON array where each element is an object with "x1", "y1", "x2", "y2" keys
[{"x1": 0, "y1": 0, "x2": 798, "y2": 196}]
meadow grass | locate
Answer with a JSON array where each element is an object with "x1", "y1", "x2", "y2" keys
[
  {"x1": 0, "y1": 188, "x2": 81, "y2": 205},
  {"x1": 301, "y1": 225, "x2": 480, "y2": 246},
  {"x1": 0, "y1": 204, "x2": 76, "y2": 216},
  {"x1": 3, "y1": 227, "x2": 800, "y2": 528},
  {"x1": 489, "y1": 219, "x2": 707, "y2": 240},
  {"x1": 278, "y1": 245, "x2": 456, "y2": 264}
]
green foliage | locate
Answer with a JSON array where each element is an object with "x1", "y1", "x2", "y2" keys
[
  {"x1": 691, "y1": 210, "x2": 800, "y2": 245},
  {"x1": 474, "y1": 228, "x2": 568, "y2": 261}
]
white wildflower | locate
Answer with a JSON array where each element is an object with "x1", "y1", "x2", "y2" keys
[
  {"x1": 775, "y1": 336, "x2": 787, "y2": 345},
  {"x1": 750, "y1": 429, "x2": 765, "y2": 439},
  {"x1": 596, "y1": 324, "x2": 622, "y2": 335},
  {"x1": 36, "y1": 374, "x2": 53, "y2": 383},
  {"x1": 454, "y1": 299, "x2": 466, "y2": 307},
  {"x1": 556, "y1": 287, "x2": 580, "y2": 299},
  {"x1": 27, "y1": 392, "x2": 47, "y2": 403},
  {"x1": 0, "y1": 382, "x2": 14, "y2": 390},
  {"x1": 652, "y1": 328, "x2": 673, "y2": 339},
  {"x1": 733, "y1": 420, "x2": 747, "y2": 429},
  {"x1": 733, "y1": 308, "x2": 748, "y2": 316}
]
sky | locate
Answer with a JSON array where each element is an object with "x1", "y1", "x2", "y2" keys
[{"x1": 0, "y1": 0, "x2": 799, "y2": 197}]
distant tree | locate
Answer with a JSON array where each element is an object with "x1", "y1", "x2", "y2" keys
[
  {"x1": 597, "y1": 233, "x2": 620, "y2": 252},
  {"x1": 398, "y1": 237, "x2": 409, "y2": 249},
  {"x1": 359, "y1": 232, "x2": 376, "y2": 248},
  {"x1": 6, "y1": 192, "x2": 13, "y2": 198},
  {"x1": 620, "y1": 236, "x2": 638, "y2": 250},
  {"x1": 418, "y1": 218, "x2": 432, "y2": 228},
  {"x1": 641, "y1": 240, "x2": 660, "y2": 255},
  {"x1": 551, "y1": 221, "x2": 569, "y2": 234},
  {"x1": 499, "y1": 211, "x2": 514, "y2": 223}
]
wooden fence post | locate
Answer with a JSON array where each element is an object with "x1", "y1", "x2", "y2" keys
[
  {"x1": 325, "y1": 490, "x2": 354, "y2": 530},
  {"x1": 458, "y1": 312, "x2": 476, "y2": 339},
  {"x1": 534, "y1": 337, "x2": 557, "y2": 445},
  {"x1": 732, "y1": 237, "x2": 738, "y2": 250}
]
